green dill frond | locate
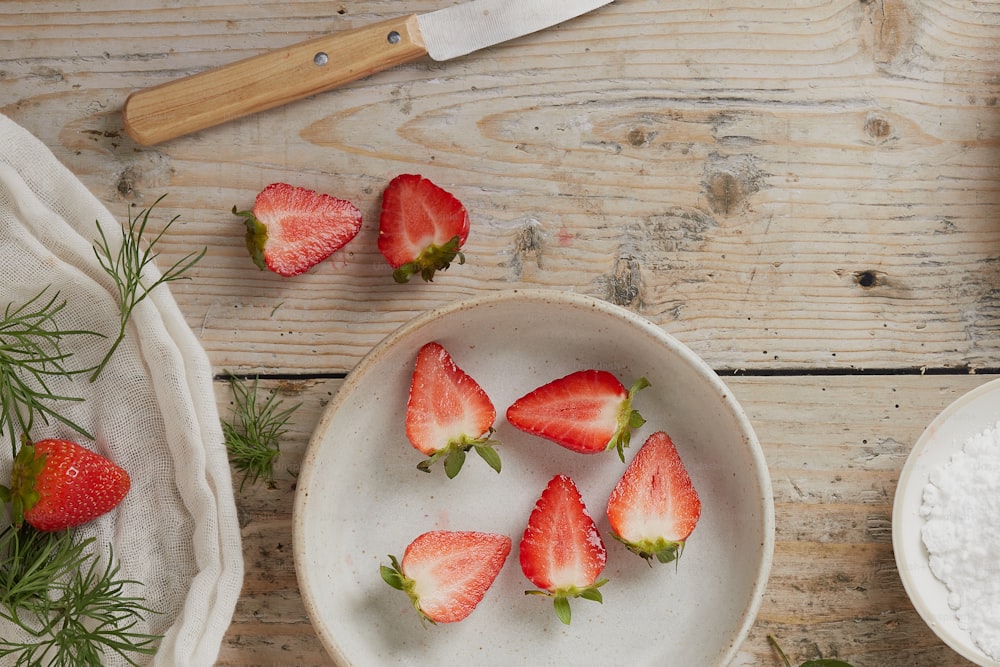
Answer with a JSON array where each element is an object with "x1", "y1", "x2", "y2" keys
[
  {"x1": 0, "y1": 527, "x2": 160, "y2": 666},
  {"x1": 0, "y1": 288, "x2": 101, "y2": 453},
  {"x1": 222, "y1": 375, "x2": 301, "y2": 491},
  {"x1": 91, "y1": 195, "x2": 206, "y2": 381}
]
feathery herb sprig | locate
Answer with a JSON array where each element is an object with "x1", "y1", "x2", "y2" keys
[
  {"x1": 91, "y1": 194, "x2": 206, "y2": 381},
  {"x1": 0, "y1": 525, "x2": 160, "y2": 666},
  {"x1": 223, "y1": 376, "x2": 300, "y2": 490},
  {"x1": 0, "y1": 196, "x2": 197, "y2": 664},
  {"x1": 0, "y1": 288, "x2": 101, "y2": 454}
]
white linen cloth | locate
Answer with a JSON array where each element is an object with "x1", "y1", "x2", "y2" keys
[{"x1": 0, "y1": 113, "x2": 243, "y2": 666}]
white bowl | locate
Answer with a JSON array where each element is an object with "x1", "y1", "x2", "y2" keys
[
  {"x1": 293, "y1": 289, "x2": 774, "y2": 666},
  {"x1": 894, "y1": 377, "x2": 1000, "y2": 666}
]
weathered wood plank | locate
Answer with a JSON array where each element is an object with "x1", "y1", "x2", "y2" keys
[
  {"x1": 6, "y1": 2, "x2": 1000, "y2": 665},
  {"x1": 3, "y1": 1, "x2": 999, "y2": 375},
  {"x1": 215, "y1": 373, "x2": 994, "y2": 666}
]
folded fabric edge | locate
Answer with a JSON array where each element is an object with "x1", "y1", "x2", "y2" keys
[{"x1": 0, "y1": 112, "x2": 245, "y2": 666}]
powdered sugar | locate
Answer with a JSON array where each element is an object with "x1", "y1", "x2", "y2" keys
[{"x1": 920, "y1": 421, "x2": 1000, "y2": 661}]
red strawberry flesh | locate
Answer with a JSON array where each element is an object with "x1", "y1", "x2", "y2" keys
[
  {"x1": 234, "y1": 182, "x2": 362, "y2": 277},
  {"x1": 506, "y1": 370, "x2": 649, "y2": 460},
  {"x1": 381, "y1": 530, "x2": 511, "y2": 624},
  {"x1": 377, "y1": 174, "x2": 469, "y2": 283},
  {"x1": 406, "y1": 341, "x2": 500, "y2": 478},
  {"x1": 519, "y1": 474, "x2": 607, "y2": 624},
  {"x1": 606, "y1": 431, "x2": 701, "y2": 564}
]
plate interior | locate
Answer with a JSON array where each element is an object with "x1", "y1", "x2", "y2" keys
[{"x1": 295, "y1": 291, "x2": 773, "y2": 666}]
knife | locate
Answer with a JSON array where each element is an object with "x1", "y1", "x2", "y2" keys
[{"x1": 121, "y1": 0, "x2": 613, "y2": 145}]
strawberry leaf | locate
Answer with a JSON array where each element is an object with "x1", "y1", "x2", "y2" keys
[
  {"x1": 232, "y1": 206, "x2": 269, "y2": 272},
  {"x1": 379, "y1": 555, "x2": 407, "y2": 591},
  {"x1": 768, "y1": 634, "x2": 855, "y2": 667},
  {"x1": 553, "y1": 596, "x2": 572, "y2": 625},
  {"x1": 5, "y1": 443, "x2": 45, "y2": 529},
  {"x1": 611, "y1": 376, "x2": 651, "y2": 462},
  {"x1": 392, "y1": 235, "x2": 465, "y2": 284},
  {"x1": 611, "y1": 531, "x2": 686, "y2": 566},
  {"x1": 474, "y1": 443, "x2": 502, "y2": 474},
  {"x1": 379, "y1": 554, "x2": 431, "y2": 623},
  {"x1": 416, "y1": 431, "x2": 502, "y2": 478},
  {"x1": 444, "y1": 448, "x2": 466, "y2": 479}
]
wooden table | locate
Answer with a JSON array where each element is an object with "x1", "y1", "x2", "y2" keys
[{"x1": 5, "y1": 1, "x2": 1000, "y2": 665}]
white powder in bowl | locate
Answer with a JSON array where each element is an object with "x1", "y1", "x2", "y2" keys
[{"x1": 920, "y1": 421, "x2": 1000, "y2": 661}]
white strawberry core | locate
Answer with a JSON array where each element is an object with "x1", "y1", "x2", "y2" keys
[
  {"x1": 549, "y1": 523, "x2": 605, "y2": 590},
  {"x1": 621, "y1": 506, "x2": 685, "y2": 542},
  {"x1": 406, "y1": 559, "x2": 460, "y2": 611}
]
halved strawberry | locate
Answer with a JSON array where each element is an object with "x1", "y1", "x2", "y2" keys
[
  {"x1": 506, "y1": 370, "x2": 650, "y2": 461},
  {"x1": 377, "y1": 174, "x2": 470, "y2": 283},
  {"x1": 519, "y1": 474, "x2": 608, "y2": 625},
  {"x1": 380, "y1": 530, "x2": 511, "y2": 624},
  {"x1": 406, "y1": 341, "x2": 501, "y2": 478},
  {"x1": 606, "y1": 431, "x2": 702, "y2": 565},
  {"x1": 232, "y1": 182, "x2": 362, "y2": 277},
  {"x1": 0, "y1": 438, "x2": 130, "y2": 532}
]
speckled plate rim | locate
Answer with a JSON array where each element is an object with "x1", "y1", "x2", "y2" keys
[
  {"x1": 292, "y1": 288, "x2": 775, "y2": 665},
  {"x1": 893, "y1": 376, "x2": 1000, "y2": 667}
]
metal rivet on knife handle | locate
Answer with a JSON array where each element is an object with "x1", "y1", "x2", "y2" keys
[
  {"x1": 121, "y1": 0, "x2": 614, "y2": 145},
  {"x1": 121, "y1": 15, "x2": 428, "y2": 145}
]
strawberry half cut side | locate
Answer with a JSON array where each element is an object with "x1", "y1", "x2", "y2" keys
[
  {"x1": 506, "y1": 370, "x2": 650, "y2": 461},
  {"x1": 606, "y1": 431, "x2": 702, "y2": 565},
  {"x1": 380, "y1": 530, "x2": 512, "y2": 624},
  {"x1": 377, "y1": 174, "x2": 470, "y2": 283},
  {"x1": 0, "y1": 438, "x2": 130, "y2": 532},
  {"x1": 232, "y1": 182, "x2": 362, "y2": 277},
  {"x1": 405, "y1": 341, "x2": 501, "y2": 478},
  {"x1": 519, "y1": 474, "x2": 608, "y2": 625}
]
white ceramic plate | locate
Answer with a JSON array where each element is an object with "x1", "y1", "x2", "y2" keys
[
  {"x1": 294, "y1": 289, "x2": 774, "y2": 666},
  {"x1": 893, "y1": 377, "x2": 1000, "y2": 667}
]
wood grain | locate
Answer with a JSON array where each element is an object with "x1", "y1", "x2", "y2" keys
[
  {"x1": 733, "y1": 371, "x2": 990, "y2": 666},
  {"x1": 122, "y1": 15, "x2": 427, "y2": 145},
  {"x1": 4, "y1": 0, "x2": 999, "y2": 375},
  {"x1": 5, "y1": 1, "x2": 1000, "y2": 665},
  {"x1": 214, "y1": 374, "x2": 994, "y2": 667}
]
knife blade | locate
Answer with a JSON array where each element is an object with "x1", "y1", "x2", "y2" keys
[{"x1": 122, "y1": 0, "x2": 613, "y2": 145}]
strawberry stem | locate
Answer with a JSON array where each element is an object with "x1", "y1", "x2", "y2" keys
[
  {"x1": 611, "y1": 531, "x2": 686, "y2": 566},
  {"x1": 379, "y1": 554, "x2": 436, "y2": 625},
  {"x1": 609, "y1": 376, "x2": 651, "y2": 462},
  {"x1": 4, "y1": 441, "x2": 45, "y2": 529},
  {"x1": 416, "y1": 430, "x2": 501, "y2": 479},
  {"x1": 767, "y1": 635, "x2": 794, "y2": 667},
  {"x1": 392, "y1": 235, "x2": 465, "y2": 284},
  {"x1": 524, "y1": 578, "x2": 608, "y2": 625},
  {"x1": 232, "y1": 206, "x2": 270, "y2": 272}
]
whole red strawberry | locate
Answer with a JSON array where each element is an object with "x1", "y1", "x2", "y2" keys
[
  {"x1": 1, "y1": 438, "x2": 130, "y2": 532},
  {"x1": 606, "y1": 431, "x2": 701, "y2": 565},
  {"x1": 380, "y1": 530, "x2": 511, "y2": 624},
  {"x1": 406, "y1": 341, "x2": 501, "y2": 478},
  {"x1": 377, "y1": 174, "x2": 470, "y2": 283},
  {"x1": 519, "y1": 474, "x2": 608, "y2": 625},
  {"x1": 506, "y1": 370, "x2": 650, "y2": 461},
  {"x1": 233, "y1": 182, "x2": 362, "y2": 277}
]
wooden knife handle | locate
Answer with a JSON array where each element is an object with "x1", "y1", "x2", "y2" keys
[{"x1": 122, "y1": 15, "x2": 426, "y2": 145}]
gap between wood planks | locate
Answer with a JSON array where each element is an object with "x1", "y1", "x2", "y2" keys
[{"x1": 216, "y1": 366, "x2": 1000, "y2": 383}]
